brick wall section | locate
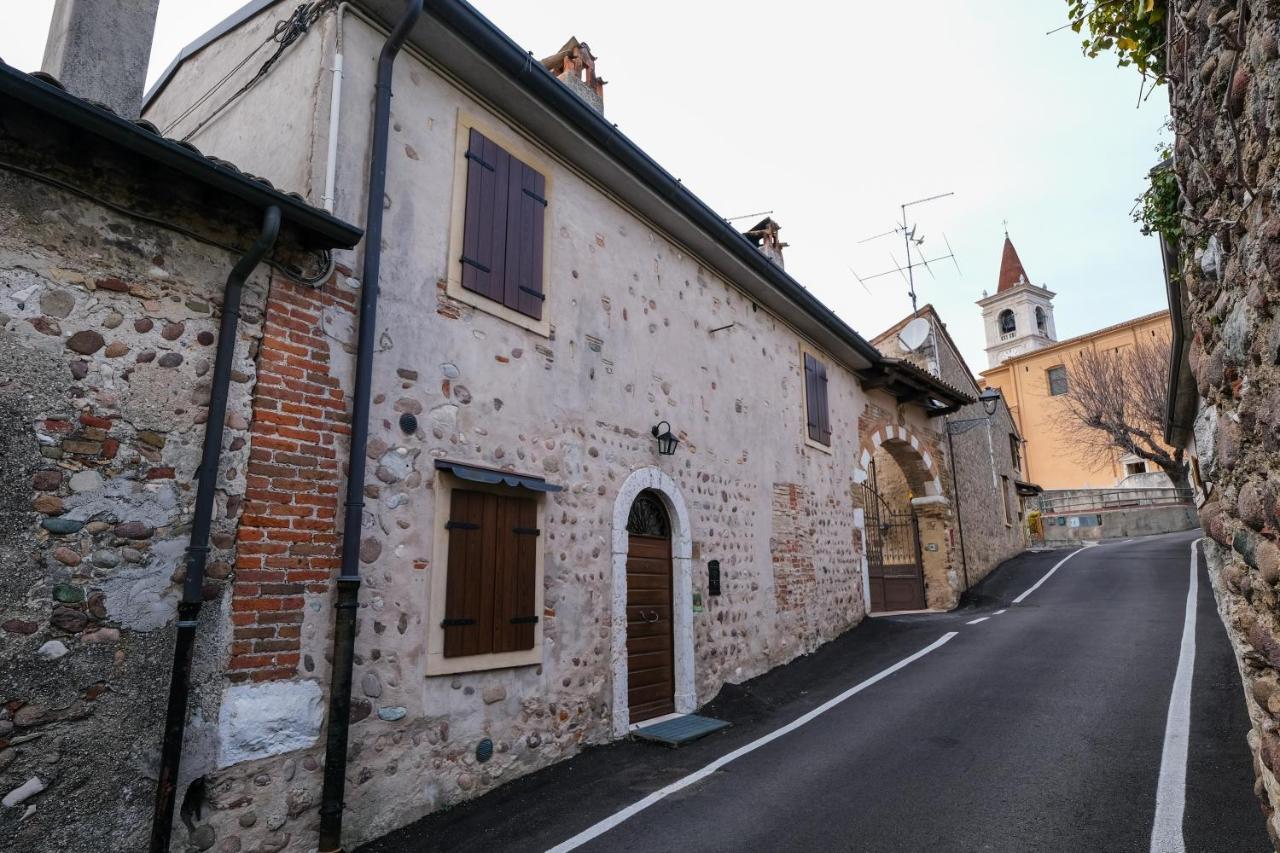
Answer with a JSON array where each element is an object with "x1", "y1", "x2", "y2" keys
[
  {"x1": 229, "y1": 271, "x2": 353, "y2": 682},
  {"x1": 771, "y1": 482, "x2": 815, "y2": 638}
]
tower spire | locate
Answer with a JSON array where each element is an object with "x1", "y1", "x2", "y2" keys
[{"x1": 996, "y1": 235, "x2": 1031, "y2": 293}]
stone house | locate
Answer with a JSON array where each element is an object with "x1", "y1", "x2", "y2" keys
[
  {"x1": 0, "y1": 1, "x2": 987, "y2": 850},
  {"x1": 1159, "y1": 2, "x2": 1280, "y2": 845},
  {"x1": 0, "y1": 50, "x2": 360, "y2": 853},
  {"x1": 873, "y1": 305, "x2": 1029, "y2": 593}
]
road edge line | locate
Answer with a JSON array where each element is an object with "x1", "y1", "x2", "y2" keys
[
  {"x1": 1012, "y1": 547, "x2": 1085, "y2": 604},
  {"x1": 1149, "y1": 539, "x2": 1199, "y2": 853},
  {"x1": 544, "y1": 631, "x2": 960, "y2": 853}
]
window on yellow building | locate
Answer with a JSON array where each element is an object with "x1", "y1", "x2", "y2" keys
[{"x1": 1047, "y1": 365, "x2": 1068, "y2": 396}]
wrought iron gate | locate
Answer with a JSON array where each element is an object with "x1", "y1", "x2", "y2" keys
[{"x1": 861, "y1": 482, "x2": 926, "y2": 612}]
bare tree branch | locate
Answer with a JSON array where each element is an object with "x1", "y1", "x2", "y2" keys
[{"x1": 1049, "y1": 334, "x2": 1190, "y2": 490}]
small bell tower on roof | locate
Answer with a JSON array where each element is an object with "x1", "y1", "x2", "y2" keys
[{"x1": 977, "y1": 231, "x2": 1057, "y2": 368}]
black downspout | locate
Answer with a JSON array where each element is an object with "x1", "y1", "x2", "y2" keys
[
  {"x1": 150, "y1": 205, "x2": 282, "y2": 853},
  {"x1": 318, "y1": 3, "x2": 422, "y2": 851},
  {"x1": 944, "y1": 422, "x2": 971, "y2": 597}
]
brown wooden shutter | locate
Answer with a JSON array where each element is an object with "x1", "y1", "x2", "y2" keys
[
  {"x1": 461, "y1": 129, "x2": 546, "y2": 320},
  {"x1": 815, "y1": 359, "x2": 831, "y2": 445},
  {"x1": 493, "y1": 495, "x2": 539, "y2": 653},
  {"x1": 507, "y1": 162, "x2": 546, "y2": 320},
  {"x1": 460, "y1": 129, "x2": 511, "y2": 305},
  {"x1": 803, "y1": 353, "x2": 831, "y2": 445},
  {"x1": 444, "y1": 489, "x2": 539, "y2": 658},
  {"x1": 443, "y1": 489, "x2": 492, "y2": 658},
  {"x1": 803, "y1": 353, "x2": 819, "y2": 442}
]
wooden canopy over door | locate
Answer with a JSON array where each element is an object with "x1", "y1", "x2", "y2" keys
[
  {"x1": 862, "y1": 482, "x2": 926, "y2": 612},
  {"x1": 625, "y1": 491, "x2": 675, "y2": 723}
]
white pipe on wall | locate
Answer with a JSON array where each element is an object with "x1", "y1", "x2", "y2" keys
[{"x1": 321, "y1": 3, "x2": 348, "y2": 212}]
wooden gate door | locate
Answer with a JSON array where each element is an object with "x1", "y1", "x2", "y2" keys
[
  {"x1": 625, "y1": 491, "x2": 674, "y2": 723},
  {"x1": 862, "y1": 483, "x2": 926, "y2": 612}
]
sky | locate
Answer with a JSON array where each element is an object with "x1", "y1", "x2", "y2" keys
[{"x1": 0, "y1": 1, "x2": 1170, "y2": 372}]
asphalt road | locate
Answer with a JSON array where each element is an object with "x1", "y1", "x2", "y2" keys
[{"x1": 360, "y1": 531, "x2": 1267, "y2": 853}]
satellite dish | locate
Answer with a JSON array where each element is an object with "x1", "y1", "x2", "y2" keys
[{"x1": 898, "y1": 317, "x2": 931, "y2": 351}]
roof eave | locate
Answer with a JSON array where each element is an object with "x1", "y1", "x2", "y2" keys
[{"x1": 1, "y1": 61, "x2": 361, "y2": 250}]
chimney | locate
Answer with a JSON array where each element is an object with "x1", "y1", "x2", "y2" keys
[
  {"x1": 743, "y1": 217, "x2": 787, "y2": 269},
  {"x1": 540, "y1": 37, "x2": 606, "y2": 114},
  {"x1": 42, "y1": 0, "x2": 160, "y2": 118}
]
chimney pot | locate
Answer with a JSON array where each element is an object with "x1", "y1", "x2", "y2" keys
[
  {"x1": 744, "y1": 217, "x2": 787, "y2": 269},
  {"x1": 42, "y1": 0, "x2": 160, "y2": 119},
  {"x1": 540, "y1": 38, "x2": 606, "y2": 114}
]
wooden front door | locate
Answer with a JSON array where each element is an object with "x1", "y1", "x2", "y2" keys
[
  {"x1": 626, "y1": 491, "x2": 674, "y2": 723},
  {"x1": 862, "y1": 483, "x2": 926, "y2": 612}
]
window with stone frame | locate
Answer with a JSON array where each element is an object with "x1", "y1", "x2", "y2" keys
[
  {"x1": 1046, "y1": 365, "x2": 1069, "y2": 396},
  {"x1": 459, "y1": 128, "x2": 547, "y2": 320},
  {"x1": 441, "y1": 489, "x2": 540, "y2": 658},
  {"x1": 1009, "y1": 433, "x2": 1021, "y2": 471}
]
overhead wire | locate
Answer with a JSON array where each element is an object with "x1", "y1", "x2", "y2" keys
[{"x1": 173, "y1": 1, "x2": 339, "y2": 141}]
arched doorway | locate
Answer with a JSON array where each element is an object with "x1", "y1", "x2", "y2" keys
[
  {"x1": 862, "y1": 439, "x2": 930, "y2": 612},
  {"x1": 625, "y1": 490, "x2": 675, "y2": 723}
]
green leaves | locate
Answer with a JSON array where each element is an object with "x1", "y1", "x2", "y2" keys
[{"x1": 1063, "y1": 0, "x2": 1168, "y2": 82}]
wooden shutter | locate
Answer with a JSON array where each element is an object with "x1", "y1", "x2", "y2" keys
[
  {"x1": 507, "y1": 162, "x2": 546, "y2": 320},
  {"x1": 494, "y1": 496, "x2": 539, "y2": 653},
  {"x1": 803, "y1": 353, "x2": 831, "y2": 445},
  {"x1": 814, "y1": 359, "x2": 831, "y2": 444},
  {"x1": 443, "y1": 489, "x2": 538, "y2": 658},
  {"x1": 443, "y1": 489, "x2": 492, "y2": 658},
  {"x1": 460, "y1": 129, "x2": 510, "y2": 305},
  {"x1": 461, "y1": 128, "x2": 546, "y2": 320}
]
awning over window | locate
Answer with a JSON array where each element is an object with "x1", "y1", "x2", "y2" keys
[
  {"x1": 434, "y1": 459, "x2": 563, "y2": 493},
  {"x1": 1015, "y1": 480, "x2": 1043, "y2": 497}
]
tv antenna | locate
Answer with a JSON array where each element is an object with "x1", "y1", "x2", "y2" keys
[{"x1": 850, "y1": 192, "x2": 961, "y2": 312}]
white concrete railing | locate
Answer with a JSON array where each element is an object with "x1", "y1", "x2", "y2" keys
[{"x1": 1036, "y1": 487, "x2": 1195, "y2": 515}]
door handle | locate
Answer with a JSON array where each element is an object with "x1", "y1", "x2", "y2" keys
[{"x1": 641, "y1": 610, "x2": 660, "y2": 624}]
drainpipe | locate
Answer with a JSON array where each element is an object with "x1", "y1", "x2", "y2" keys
[
  {"x1": 318, "y1": 3, "x2": 422, "y2": 851},
  {"x1": 150, "y1": 205, "x2": 281, "y2": 853}
]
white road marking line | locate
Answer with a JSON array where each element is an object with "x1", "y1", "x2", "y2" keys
[
  {"x1": 1012, "y1": 548, "x2": 1085, "y2": 604},
  {"x1": 545, "y1": 632, "x2": 960, "y2": 853},
  {"x1": 994, "y1": 609, "x2": 1007, "y2": 615},
  {"x1": 1149, "y1": 540, "x2": 1199, "y2": 853},
  {"x1": 966, "y1": 617, "x2": 989, "y2": 625}
]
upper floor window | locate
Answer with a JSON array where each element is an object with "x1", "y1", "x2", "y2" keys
[
  {"x1": 460, "y1": 128, "x2": 547, "y2": 321},
  {"x1": 803, "y1": 352, "x2": 831, "y2": 446},
  {"x1": 1035, "y1": 306, "x2": 1048, "y2": 335},
  {"x1": 1009, "y1": 433, "x2": 1021, "y2": 470},
  {"x1": 998, "y1": 309, "x2": 1016, "y2": 339},
  {"x1": 1047, "y1": 365, "x2": 1068, "y2": 396}
]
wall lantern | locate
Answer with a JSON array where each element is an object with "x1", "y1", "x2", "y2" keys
[
  {"x1": 651, "y1": 421, "x2": 679, "y2": 456},
  {"x1": 979, "y1": 387, "x2": 1001, "y2": 417}
]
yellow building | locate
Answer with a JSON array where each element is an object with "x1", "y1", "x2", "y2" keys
[{"x1": 977, "y1": 237, "x2": 1172, "y2": 490}]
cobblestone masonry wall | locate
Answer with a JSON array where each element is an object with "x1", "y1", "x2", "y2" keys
[
  {"x1": 141, "y1": 11, "x2": 947, "y2": 850},
  {"x1": 0, "y1": 130, "x2": 315, "y2": 850},
  {"x1": 1171, "y1": 1, "x2": 1280, "y2": 845}
]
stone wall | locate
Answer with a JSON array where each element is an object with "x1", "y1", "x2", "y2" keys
[
  {"x1": 1170, "y1": 1, "x2": 1280, "y2": 845},
  {"x1": 141, "y1": 9, "x2": 954, "y2": 850},
  {"x1": 872, "y1": 313, "x2": 1026, "y2": 593},
  {"x1": 0, "y1": 128, "x2": 309, "y2": 850}
]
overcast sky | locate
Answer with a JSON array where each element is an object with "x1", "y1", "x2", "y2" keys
[{"x1": 1, "y1": 1, "x2": 1170, "y2": 371}]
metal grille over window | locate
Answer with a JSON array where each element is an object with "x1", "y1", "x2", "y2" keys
[{"x1": 627, "y1": 491, "x2": 670, "y2": 537}]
